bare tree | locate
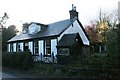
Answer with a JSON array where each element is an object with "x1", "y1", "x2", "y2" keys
[{"x1": 0, "y1": 12, "x2": 9, "y2": 29}]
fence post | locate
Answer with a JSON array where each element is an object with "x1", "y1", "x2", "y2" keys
[
  {"x1": 40, "y1": 53, "x2": 42, "y2": 61},
  {"x1": 52, "y1": 52, "x2": 54, "y2": 63}
]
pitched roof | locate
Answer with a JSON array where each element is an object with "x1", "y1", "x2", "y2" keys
[
  {"x1": 57, "y1": 33, "x2": 83, "y2": 47},
  {"x1": 7, "y1": 18, "x2": 77, "y2": 42}
]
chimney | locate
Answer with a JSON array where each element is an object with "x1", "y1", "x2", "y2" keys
[{"x1": 69, "y1": 4, "x2": 79, "y2": 19}]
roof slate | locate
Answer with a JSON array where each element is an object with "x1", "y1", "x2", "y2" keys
[
  {"x1": 57, "y1": 33, "x2": 80, "y2": 47},
  {"x1": 8, "y1": 18, "x2": 76, "y2": 42}
]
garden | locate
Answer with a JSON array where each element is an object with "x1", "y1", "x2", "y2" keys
[{"x1": 2, "y1": 51, "x2": 120, "y2": 78}]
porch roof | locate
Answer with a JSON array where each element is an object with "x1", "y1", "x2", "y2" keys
[{"x1": 57, "y1": 33, "x2": 83, "y2": 47}]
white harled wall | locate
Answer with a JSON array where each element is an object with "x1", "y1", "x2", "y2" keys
[
  {"x1": 13, "y1": 43, "x2": 16, "y2": 52},
  {"x1": 29, "y1": 42, "x2": 33, "y2": 54},
  {"x1": 20, "y1": 43, "x2": 24, "y2": 51},
  {"x1": 58, "y1": 20, "x2": 89, "y2": 45},
  {"x1": 51, "y1": 39, "x2": 57, "y2": 57},
  {"x1": 39, "y1": 40, "x2": 44, "y2": 55},
  {"x1": 8, "y1": 44, "x2": 10, "y2": 52}
]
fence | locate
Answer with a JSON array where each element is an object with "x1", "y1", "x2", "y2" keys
[{"x1": 33, "y1": 53, "x2": 57, "y2": 63}]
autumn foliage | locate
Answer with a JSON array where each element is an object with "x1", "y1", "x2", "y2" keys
[{"x1": 85, "y1": 24, "x2": 100, "y2": 43}]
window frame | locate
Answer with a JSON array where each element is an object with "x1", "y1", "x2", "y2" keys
[
  {"x1": 10, "y1": 43, "x2": 13, "y2": 52},
  {"x1": 24, "y1": 42, "x2": 29, "y2": 51},
  {"x1": 34, "y1": 40, "x2": 39, "y2": 56},
  {"x1": 17, "y1": 43, "x2": 21, "y2": 52},
  {"x1": 44, "y1": 39, "x2": 51, "y2": 57},
  {"x1": 58, "y1": 48, "x2": 70, "y2": 56}
]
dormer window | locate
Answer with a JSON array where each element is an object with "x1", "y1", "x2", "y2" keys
[{"x1": 28, "y1": 23, "x2": 41, "y2": 34}]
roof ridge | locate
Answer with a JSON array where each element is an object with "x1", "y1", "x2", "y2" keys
[{"x1": 48, "y1": 17, "x2": 77, "y2": 25}]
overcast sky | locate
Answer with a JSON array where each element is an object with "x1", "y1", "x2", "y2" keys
[{"x1": 0, "y1": 0, "x2": 120, "y2": 31}]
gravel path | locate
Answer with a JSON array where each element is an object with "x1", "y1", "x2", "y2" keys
[
  {"x1": 2, "y1": 68, "x2": 38, "y2": 78},
  {"x1": 2, "y1": 72, "x2": 18, "y2": 78}
]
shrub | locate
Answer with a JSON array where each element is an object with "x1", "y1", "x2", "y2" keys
[
  {"x1": 56, "y1": 55, "x2": 71, "y2": 65},
  {"x1": 2, "y1": 51, "x2": 34, "y2": 70},
  {"x1": 80, "y1": 52, "x2": 120, "y2": 78}
]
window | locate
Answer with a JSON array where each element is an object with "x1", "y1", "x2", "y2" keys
[
  {"x1": 24, "y1": 42, "x2": 29, "y2": 51},
  {"x1": 44, "y1": 39, "x2": 51, "y2": 57},
  {"x1": 34, "y1": 41, "x2": 39, "y2": 55},
  {"x1": 58, "y1": 48, "x2": 69, "y2": 55},
  {"x1": 17, "y1": 43, "x2": 21, "y2": 52},
  {"x1": 10, "y1": 43, "x2": 13, "y2": 52},
  {"x1": 28, "y1": 23, "x2": 41, "y2": 34}
]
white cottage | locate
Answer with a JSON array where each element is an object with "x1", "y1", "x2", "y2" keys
[{"x1": 7, "y1": 5, "x2": 90, "y2": 63}]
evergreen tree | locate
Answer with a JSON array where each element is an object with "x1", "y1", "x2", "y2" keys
[{"x1": 2, "y1": 25, "x2": 18, "y2": 52}]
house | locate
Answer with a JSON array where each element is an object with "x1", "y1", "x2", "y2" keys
[
  {"x1": 7, "y1": 4, "x2": 90, "y2": 63},
  {"x1": 91, "y1": 42, "x2": 106, "y2": 53}
]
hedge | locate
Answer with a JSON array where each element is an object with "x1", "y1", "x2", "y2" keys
[
  {"x1": 2, "y1": 51, "x2": 34, "y2": 70},
  {"x1": 56, "y1": 53, "x2": 120, "y2": 78}
]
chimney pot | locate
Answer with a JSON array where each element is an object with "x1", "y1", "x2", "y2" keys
[{"x1": 69, "y1": 4, "x2": 78, "y2": 19}]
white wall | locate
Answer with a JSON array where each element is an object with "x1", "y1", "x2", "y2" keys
[
  {"x1": 51, "y1": 39, "x2": 57, "y2": 57},
  {"x1": 36, "y1": 39, "x2": 57, "y2": 62},
  {"x1": 13, "y1": 43, "x2": 16, "y2": 52},
  {"x1": 29, "y1": 42, "x2": 33, "y2": 54},
  {"x1": 20, "y1": 43, "x2": 23, "y2": 51},
  {"x1": 39, "y1": 40, "x2": 44, "y2": 55},
  {"x1": 58, "y1": 20, "x2": 89, "y2": 45},
  {"x1": 8, "y1": 43, "x2": 23, "y2": 52},
  {"x1": 74, "y1": 21, "x2": 89, "y2": 45},
  {"x1": 8, "y1": 44, "x2": 10, "y2": 52}
]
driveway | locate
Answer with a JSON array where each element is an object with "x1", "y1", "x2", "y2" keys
[
  {"x1": 2, "y1": 71, "x2": 41, "y2": 80},
  {"x1": 2, "y1": 68, "x2": 37, "y2": 78},
  {"x1": 2, "y1": 71, "x2": 19, "y2": 78}
]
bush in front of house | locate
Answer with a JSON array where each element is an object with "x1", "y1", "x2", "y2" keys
[
  {"x1": 2, "y1": 51, "x2": 34, "y2": 70},
  {"x1": 55, "y1": 52, "x2": 120, "y2": 78},
  {"x1": 56, "y1": 55, "x2": 72, "y2": 65},
  {"x1": 77, "y1": 52, "x2": 120, "y2": 78}
]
